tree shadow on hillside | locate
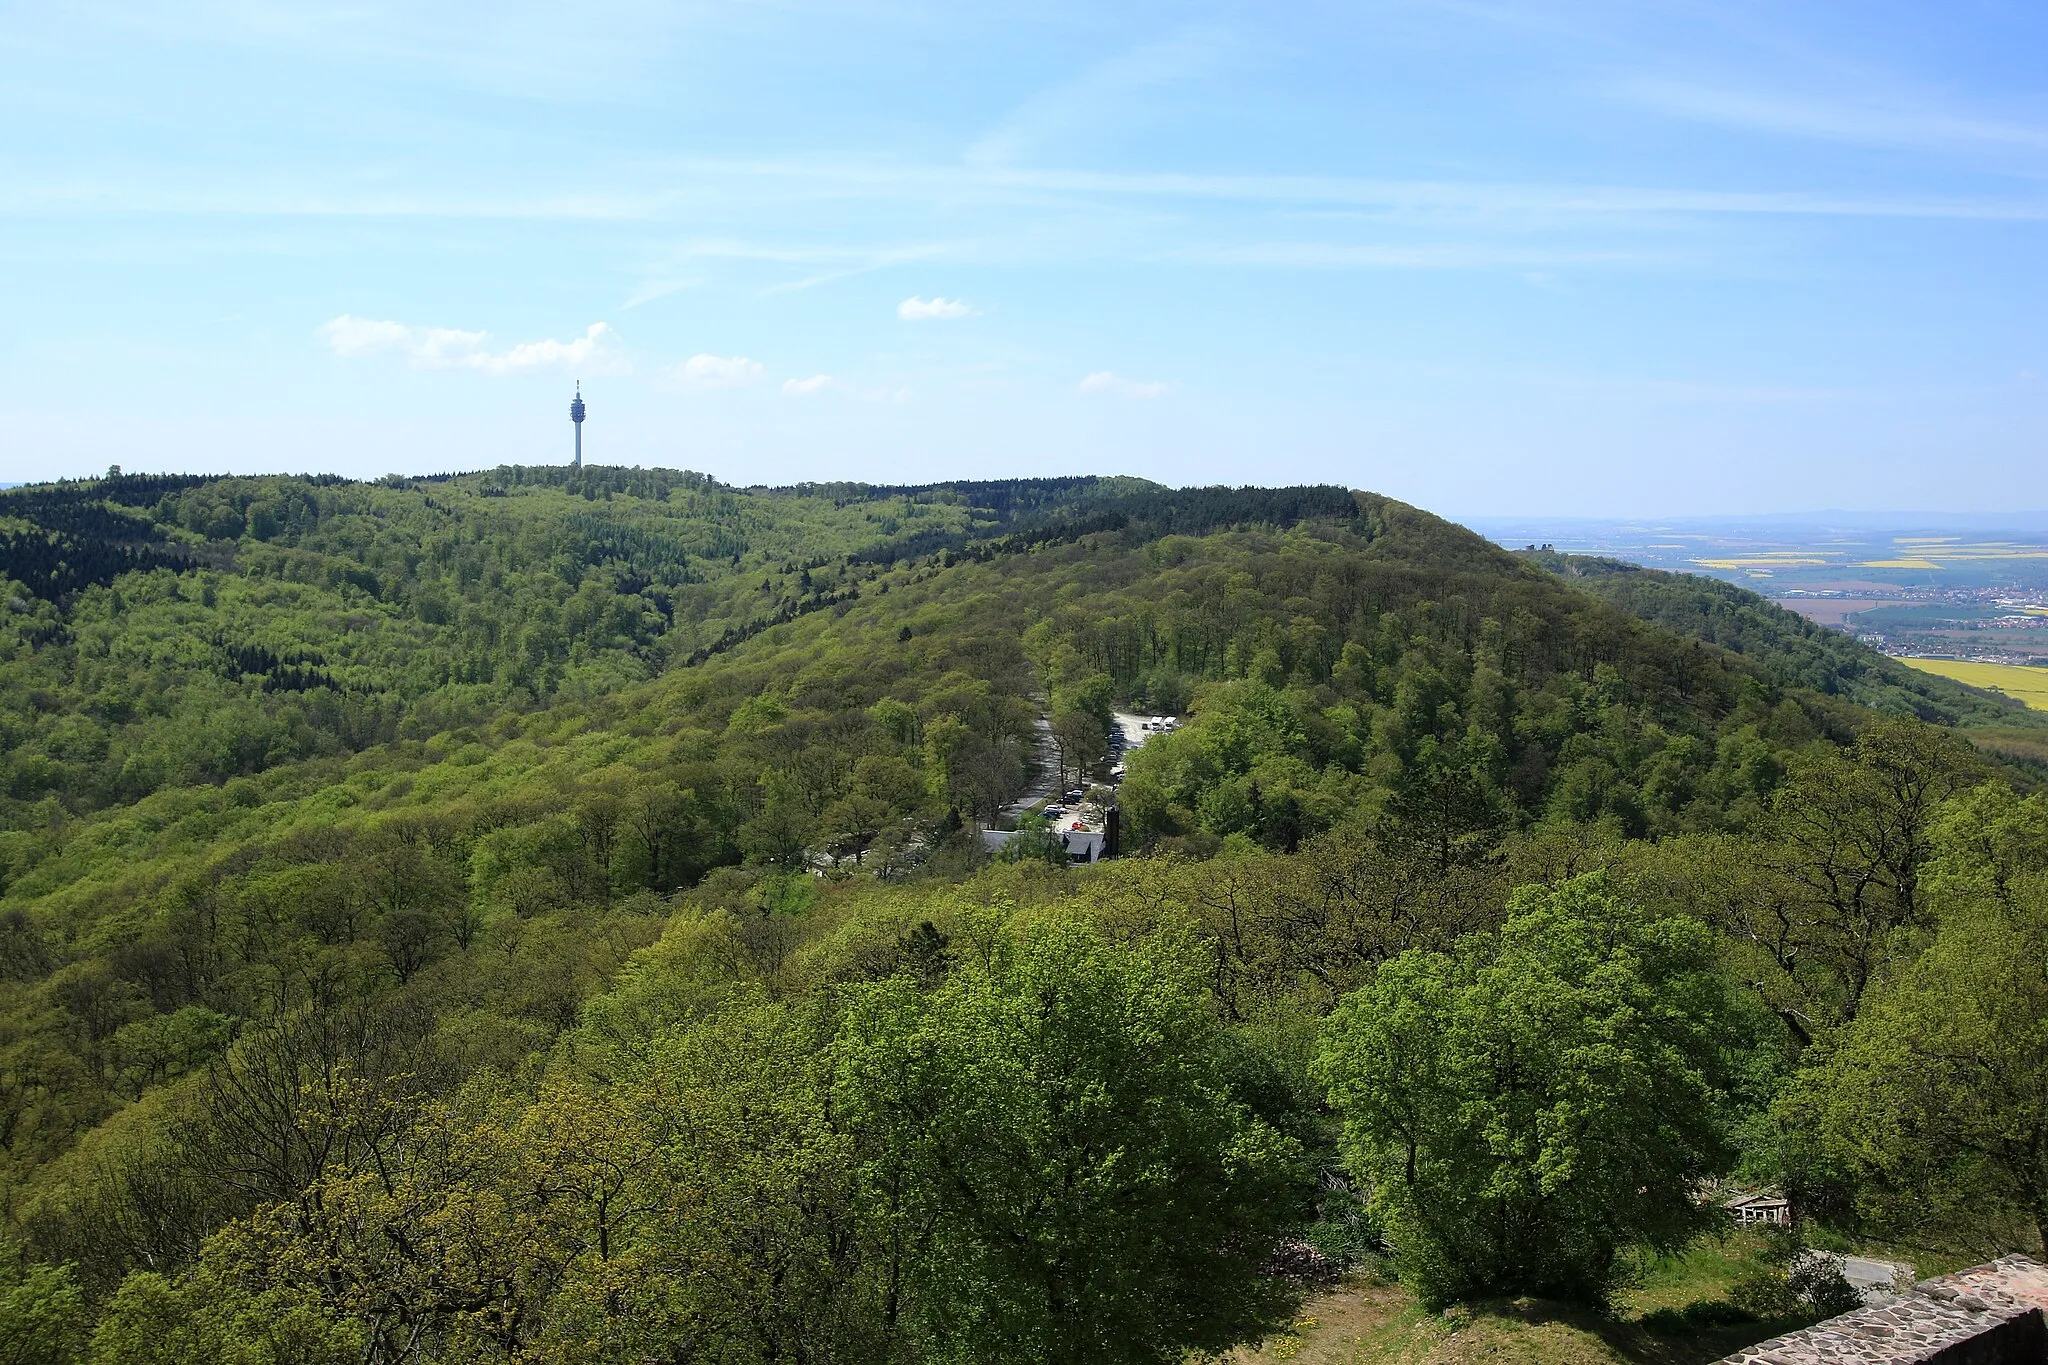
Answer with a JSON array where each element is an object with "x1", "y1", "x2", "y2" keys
[{"x1": 1475, "y1": 1296, "x2": 1812, "y2": 1365}]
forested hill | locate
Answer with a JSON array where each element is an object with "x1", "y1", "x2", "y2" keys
[
  {"x1": 1519, "y1": 547, "x2": 2048, "y2": 759},
  {"x1": 2, "y1": 469, "x2": 2041, "y2": 1363},
  {"x1": 0, "y1": 471, "x2": 1346, "y2": 822},
  {"x1": 0, "y1": 466, "x2": 1975, "y2": 877}
]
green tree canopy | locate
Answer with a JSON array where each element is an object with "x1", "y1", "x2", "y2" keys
[
  {"x1": 1781, "y1": 792, "x2": 2048, "y2": 1253},
  {"x1": 835, "y1": 915, "x2": 1307, "y2": 1364},
  {"x1": 1316, "y1": 875, "x2": 1744, "y2": 1306}
]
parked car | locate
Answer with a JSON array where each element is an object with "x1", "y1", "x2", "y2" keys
[{"x1": 1043, "y1": 806, "x2": 1065, "y2": 820}]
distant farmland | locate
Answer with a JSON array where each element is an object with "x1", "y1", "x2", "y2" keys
[{"x1": 1901, "y1": 658, "x2": 2048, "y2": 712}]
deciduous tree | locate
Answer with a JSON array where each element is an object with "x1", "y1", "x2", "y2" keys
[{"x1": 1317, "y1": 876, "x2": 1742, "y2": 1306}]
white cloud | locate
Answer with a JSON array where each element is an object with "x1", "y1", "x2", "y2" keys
[
  {"x1": 897, "y1": 296, "x2": 974, "y2": 321},
  {"x1": 781, "y1": 374, "x2": 911, "y2": 403},
  {"x1": 1078, "y1": 370, "x2": 1170, "y2": 398},
  {"x1": 490, "y1": 326, "x2": 620, "y2": 372},
  {"x1": 320, "y1": 315, "x2": 436, "y2": 357},
  {"x1": 672, "y1": 353, "x2": 765, "y2": 389},
  {"x1": 318, "y1": 316, "x2": 619, "y2": 373}
]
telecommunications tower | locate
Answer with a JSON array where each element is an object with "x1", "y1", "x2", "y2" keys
[{"x1": 569, "y1": 382, "x2": 586, "y2": 468}]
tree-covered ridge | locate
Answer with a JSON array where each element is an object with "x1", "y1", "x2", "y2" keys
[
  {"x1": 3, "y1": 471, "x2": 2046, "y2": 1362},
  {"x1": 0, "y1": 471, "x2": 1370, "y2": 827},
  {"x1": 1064, "y1": 502, "x2": 1924, "y2": 852},
  {"x1": 1520, "y1": 547, "x2": 2048, "y2": 732},
  {"x1": 0, "y1": 470, "x2": 979, "y2": 823},
  {"x1": 0, "y1": 479, "x2": 1402, "y2": 1188},
  {"x1": 12, "y1": 493, "x2": 1916, "y2": 907}
]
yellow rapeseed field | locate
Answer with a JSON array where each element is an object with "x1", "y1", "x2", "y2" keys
[{"x1": 1902, "y1": 659, "x2": 2048, "y2": 712}]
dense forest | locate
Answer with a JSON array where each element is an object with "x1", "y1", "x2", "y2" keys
[{"x1": 2, "y1": 469, "x2": 2045, "y2": 1363}]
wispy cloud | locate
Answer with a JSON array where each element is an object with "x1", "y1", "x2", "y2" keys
[
  {"x1": 1611, "y1": 79, "x2": 2048, "y2": 159},
  {"x1": 22, "y1": 162, "x2": 2048, "y2": 230},
  {"x1": 9, "y1": 181, "x2": 669, "y2": 220},
  {"x1": 782, "y1": 374, "x2": 910, "y2": 403},
  {"x1": 318, "y1": 316, "x2": 620, "y2": 372},
  {"x1": 898, "y1": 296, "x2": 974, "y2": 321},
  {"x1": 71, "y1": 2, "x2": 710, "y2": 104},
  {"x1": 972, "y1": 168, "x2": 2048, "y2": 221},
  {"x1": 1165, "y1": 242, "x2": 1676, "y2": 269},
  {"x1": 623, "y1": 240, "x2": 955, "y2": 297},
  {"x1": 630, "y1": 160, "x2": 2048, "y2": 226},
  {"x1": 619, "y1": 277, "x2": 701, "y2": 310},
  {"x1": 968, "y1": 25, "x2": 1230, "y2": 166},
  {"x1": 1078, "y1": 370, "x2": 1170, "y2": 398}
]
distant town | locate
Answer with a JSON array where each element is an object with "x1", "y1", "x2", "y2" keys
[
  {"x1": 1468, "y1": 513, "x2": 2048, "y2": 668},
  {"x1": 1774, "y1": 584, "x2": 2048, "y2": 667}
]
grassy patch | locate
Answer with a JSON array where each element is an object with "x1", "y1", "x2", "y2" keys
[
  {"x1": 1227, "y1": 1234, "x2": 1800, "y2": 1365},
  {"x1": 1620, "y1": 1233, "x2": 1772, "y2": 1317}
]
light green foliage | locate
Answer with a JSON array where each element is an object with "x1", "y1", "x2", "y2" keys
[
  {"x1": 119, "y1": 909, "x2": 1302, "y2": 1365},
  {"x1": 3, "y1": 470, "x2": 2041, "y2": 1348},
  {"x1": 1625, "y1": 720, "x2": 1982, "y2": 1054},
  {"x1": 0, "y1": 483, "x2": 1054, "y2": 1190},
  {"x1": 0, "y1": 1260, "x2": 88, "y2": 1365},
  {"x1": 87, "y1": 1269, "x2": 360, "y2": 1365},
  {"x1": 1317, "y1": 877, "x2": 1744, "y2": 1306},
  {"x1": 833, "y1": 916, "x2": 1305, "y2": 1363},
  {"x1": 1106, "y1": 550, "x2": 1873, "y2": 859},
  {"x1": 1783, "y1": 788, "x2": 2048, "y2": 1253},
  {"x1": 1122, "y1": 676, "x2": 1358, "y2": 854}
]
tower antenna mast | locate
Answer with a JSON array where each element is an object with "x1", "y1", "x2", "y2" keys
[{"x1": 569, "y1": 381, "x2": 586, "y2": 468}]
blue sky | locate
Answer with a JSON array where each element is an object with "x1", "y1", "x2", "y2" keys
[{"x1": 3, "y1": 1, "x2": 2046, "y2": 515}]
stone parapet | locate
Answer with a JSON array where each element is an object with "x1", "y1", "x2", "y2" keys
[{"x1": 1716, "y1": 1256, "x2": 2048, "y2": 1365}]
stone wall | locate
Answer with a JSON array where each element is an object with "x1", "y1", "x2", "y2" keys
[{"x1": 1717, "y1": 1256, "x2": 2048, "y2": 1365}]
